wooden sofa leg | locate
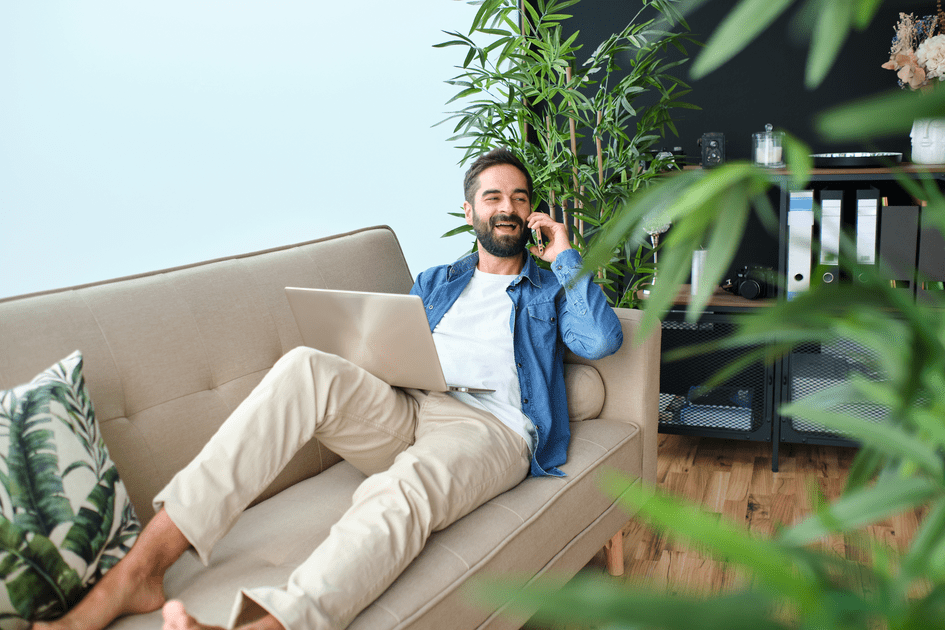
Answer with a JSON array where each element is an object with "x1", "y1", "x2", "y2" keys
[{"x1": 605, "y1": 531, "x2": 624, "y2": 576}]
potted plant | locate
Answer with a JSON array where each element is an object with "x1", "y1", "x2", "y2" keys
[{"x1": 437, "y1": 0, "x2": 698, "y2": 307}]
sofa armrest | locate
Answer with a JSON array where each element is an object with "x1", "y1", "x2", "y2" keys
[{"x1": 565, "y1": 307, "x2": 661, "y2": 484}]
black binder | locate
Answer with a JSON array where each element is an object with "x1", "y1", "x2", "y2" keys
[
  {"x1": 878, "y1": 205, "x2": 919, "y2": 296},
  {"x1": 918, "y1": 205, "x2": 945, "y2": 301}
]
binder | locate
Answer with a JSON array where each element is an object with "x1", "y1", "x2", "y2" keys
[
  {"x1": 855, "y1": 188, "x2": 880, "y2": 281},
  {"x1": 917, "y1": 204, "x2": 945, "y2": 300},
  {"x1": 817, "y1": 189, "x2": 842, "y2": 286},
  {"x1": 878, "y1": 205, "x2": 919, "y2": 292},
  {"x1": 787, "y1": 190, "x2": 814, "y2": 299}
]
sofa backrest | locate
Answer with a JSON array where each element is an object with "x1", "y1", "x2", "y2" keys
[{"x1": 0, "y1": 226, "x2": 415, "y2": 523}]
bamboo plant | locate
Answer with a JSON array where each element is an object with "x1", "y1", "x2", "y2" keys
[{"x1": 436, "y1": 0, "x2": 698, "y2": 307}]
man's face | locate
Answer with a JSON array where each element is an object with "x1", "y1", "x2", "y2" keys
[{"x1": 464, "y1": 164, "x2": 532, "y2": 259}]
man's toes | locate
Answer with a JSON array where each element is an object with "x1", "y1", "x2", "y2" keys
[{"x1": 162, "y1": 601, "x2": 195, "y2": 630}]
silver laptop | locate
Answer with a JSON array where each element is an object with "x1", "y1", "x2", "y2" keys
[{"x1": 285, "y1": 287, "x2": 493, "y2": 393}]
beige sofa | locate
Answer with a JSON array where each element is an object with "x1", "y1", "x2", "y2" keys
[{"x1": 0, "y1": 225, "x2": 659, "y2": 629}]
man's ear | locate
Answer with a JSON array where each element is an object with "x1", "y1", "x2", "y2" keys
[{"x1": 463, "y1": 201, "x2": 474, "y2": 226}]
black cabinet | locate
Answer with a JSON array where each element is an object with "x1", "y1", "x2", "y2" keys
[
  {"x1": 659, "y1": 311, "x2": 774, "y2": 444},
  {"x1": 776, "y1": 338, "x2": 887, "y2": 457}
]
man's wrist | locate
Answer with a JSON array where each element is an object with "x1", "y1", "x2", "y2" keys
[{"x1": 550, "y1": 248, "x2": 584, "y2": 282}]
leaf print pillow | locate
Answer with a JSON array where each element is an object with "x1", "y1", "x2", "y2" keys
[{"x1": 0, "y1": 351, "x2": 141, "y2": 627}]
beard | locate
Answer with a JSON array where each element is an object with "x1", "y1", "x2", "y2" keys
[{"x1": 472, "y1": 211, "x2": 530, "y2": 258}]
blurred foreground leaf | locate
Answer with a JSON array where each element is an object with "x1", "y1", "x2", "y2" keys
[
  {"x1": 817, "y1": 87, "x2": 945, "y2": 142},
  {"x1": 472, "y1": 574, "x2": 791, "y2": 630},
  {"x1": 690, "y1": 0, "x2": 794, "y2": 81}
]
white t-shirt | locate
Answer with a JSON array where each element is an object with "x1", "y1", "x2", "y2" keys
[{"x1": 431, "y1": 269, "x2": 537, "y2": 454}]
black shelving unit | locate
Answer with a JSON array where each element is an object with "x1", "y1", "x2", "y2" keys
[
  {"x1": 656, "y1": 166, "x2": 945, "y2": 471},
  {"x1": 772, "y1": 167, "x2": 945, "y2": 464}
]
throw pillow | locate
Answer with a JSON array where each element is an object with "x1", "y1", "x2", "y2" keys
[
  {"x1": 0, "y1": 351, "x2": 141, "y2": 626},
  {"x1": 564, "y1": 363, "x2": 605, "y2": 421}
]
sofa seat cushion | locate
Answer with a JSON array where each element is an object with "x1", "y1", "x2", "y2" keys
[{"x1": 107, "y1": 417, "x2": 641, "y2": 630}]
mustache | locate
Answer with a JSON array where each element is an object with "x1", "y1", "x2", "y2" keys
[{"x1": 489, "y1": 214, "x2": 524, "y2": 229}]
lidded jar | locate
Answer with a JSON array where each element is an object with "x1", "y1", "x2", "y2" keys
[{"x1": 752, "y1": 123, "x2": 784, "y2": 168}]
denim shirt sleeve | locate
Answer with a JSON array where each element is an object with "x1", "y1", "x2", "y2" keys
[{"x1": 549, "y1": 248, "x2": 623, "y2": 360}]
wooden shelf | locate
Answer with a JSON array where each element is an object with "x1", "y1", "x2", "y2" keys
[
  {"x1": 680, "y1": 164, "x2": 945, "y2": 176},
  {"x1": 642, "y1": 284, "x2": 774, "y2": 309}
]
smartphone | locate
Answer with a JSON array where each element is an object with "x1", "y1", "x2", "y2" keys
[{"x1": 532, "y1": 225, "x2": 544, "y2": 254}]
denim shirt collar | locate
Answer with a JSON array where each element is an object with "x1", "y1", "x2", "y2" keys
[{"x1": 446, "y1": 251, "x2": 543, "y2": 289}]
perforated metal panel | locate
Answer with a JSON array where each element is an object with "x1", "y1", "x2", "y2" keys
[
  {"x1": 658, "y1": 313, "x2": 769, "y2": 436},
  {"x1": 787, "y1": 338, "x2": 886, "y2": 437}
]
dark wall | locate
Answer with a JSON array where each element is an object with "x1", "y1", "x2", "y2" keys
[{"x1": 564, "y1": 0, "x2": 930, "y2": 163}]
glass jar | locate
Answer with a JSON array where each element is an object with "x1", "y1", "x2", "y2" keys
[{"x1": 753, "y1": 123, "x2": 784, "y2": 168}]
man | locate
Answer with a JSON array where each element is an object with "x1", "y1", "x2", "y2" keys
[{"x1": 39, "y1": 148, "x2": 623, "y2": 630}]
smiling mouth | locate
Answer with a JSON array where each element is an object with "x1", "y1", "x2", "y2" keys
[{"x1": 491, "y1": 216, "x2": 522, "y2": 233}]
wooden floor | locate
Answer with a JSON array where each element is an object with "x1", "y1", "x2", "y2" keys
[{"x1": 525, "y1": 433, "x2": 926, "y2": 628}]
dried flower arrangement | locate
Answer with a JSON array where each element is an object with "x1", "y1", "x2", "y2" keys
[{"x1": 882, "y1": 3, "x2": 945, "y2": 90}]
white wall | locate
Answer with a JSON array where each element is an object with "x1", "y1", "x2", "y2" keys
[{"x1": 1, "y1": 1, "x2": 478, "y2": 298}]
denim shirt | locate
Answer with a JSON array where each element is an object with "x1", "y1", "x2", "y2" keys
[{"x1": 409, "y1": 248, "x2": 623, "y2": 477}]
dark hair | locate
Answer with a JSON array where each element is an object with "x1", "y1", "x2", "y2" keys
[{"x1": 463, "y1": 148, "x2": 533, "y2": 206}]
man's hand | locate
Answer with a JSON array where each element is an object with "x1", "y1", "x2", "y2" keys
[{"x1": 527, "y1": 212, "x2": 572, "y2": 263}]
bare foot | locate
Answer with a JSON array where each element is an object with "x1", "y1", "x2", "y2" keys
[
  {"x1": 161, "y1": 600, "x2": 286, "y2": 630},
  {"x1": 162, "y1": 601, "x2": 225, "y2": 630},
  {"x1": 33, "y1": 559, "x2": 167, "y2": 630},
  {"x1": 34, "y1": 509, "x2": 189, "y2": 630}
]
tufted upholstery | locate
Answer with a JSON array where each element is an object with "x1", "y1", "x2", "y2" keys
[
  {"x1": 0, "y1": 225, "x2": 660, "y2": 629},
  {"x1": 0, "y1": 227, "x2": 414, "y2": 522}
]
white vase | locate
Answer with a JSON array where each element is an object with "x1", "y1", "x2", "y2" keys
[{"x1": 911, "y1": 118, "x2": 945, "y2": 164}]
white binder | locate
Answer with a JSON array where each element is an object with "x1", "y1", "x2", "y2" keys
[
  {"x1": 787, "y1": 190, "x2": 814, "y2": 299},
  {"x1": 818, "y1": 190, "x2": 842, "y2": 285},
  {"x1": 856, "y1": 188, "x2": 880, "y2": 277}
]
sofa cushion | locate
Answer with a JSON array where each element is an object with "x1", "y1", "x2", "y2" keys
[
  {"x1": 106, "y1": 416, "x2": 641, "y2": 630},
  {"x1": 0, "y1": 352, "x2": 141, "y2": 623},
  {"x1": 563, "y1": 364, "x2": 605, "y2": 421}
]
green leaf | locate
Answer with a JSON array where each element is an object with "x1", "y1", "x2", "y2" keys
[
  {"x1": 473, "y1": 574, "x2": 791, "y2": 630},
  {"x1": 0, "y1": 518, "x2": 84, "y2": 620},
  {"x1": 470, "y1": 0, "x2": 505, "y2": 35},
  {"x1": 816, "y1": 88, "x2": 945, "y2": 142},
  {"x1": 462, "y1": 46, "x2": 478, "y2": 69},
  {"x1": 441, "y1": 224, "x2": 473, "y2": 238},
  {"x1": 445, "y1": 86, "x2": 482, "y2": 105},
  {"x1": 900, "y1": 499, "x2": 945, "y2": 583},
  {"x1": 3, "y1": 389, "x2": 74, "y2": 537},
  {"x1": 432, "y1": 39, "x2": 471, "y2": 50},
  {"x1": 805, "y1": 0, "x2": 853, "y2": 89},
  {"x1": 781, "y1": 131, "x2": 811, "y2": 189},
  {"x1": 780, "y1": 383, "x2": 945, "y2": 479},
  {"x1": 601, "y1": 473, "x2": 822, "y2": 609},
  {"x1": 782, "y1": 476, "x2": 939, "y2": 545},
  {"x1": 99, "y1": 501, "x2": 140, "y2": 575},
  {"x1": 691, "y1": 0, "x2": 794, "y2": 80},
  {"x1": 61, "y1": 467, "x2": 120, "y2": 567},
  {"x1": 853, "y1": 0, "x2": 883, "y2": 29}
]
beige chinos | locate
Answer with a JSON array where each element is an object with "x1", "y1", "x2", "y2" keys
[{"x1": 153, "y1": 346, "x2": 531, "y2": 630}]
